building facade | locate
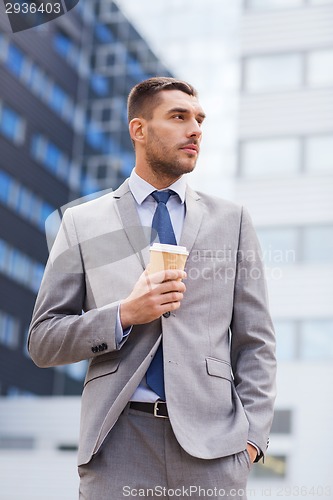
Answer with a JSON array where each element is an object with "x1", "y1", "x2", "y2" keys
[
  {"x1": 0, "y1": 0, "x2": 171, "y2": 397},
  {"x1": 236, "y1": 0, "x2": 333, "y2": 494}
]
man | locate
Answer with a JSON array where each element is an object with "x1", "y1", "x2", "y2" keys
[{"x1": 28, "y1": 77, "x2": 276, "y2": 499}]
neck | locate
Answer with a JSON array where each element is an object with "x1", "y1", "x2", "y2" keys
[{"x1": 134, "y1": 166, "x2": 182, "y2": 190}]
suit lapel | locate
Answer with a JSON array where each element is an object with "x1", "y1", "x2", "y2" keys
[
  {"x1": 113, "y1": 181, "x2": 203, "y2": 269},
  {"x1": 180, "y1": 186, "x2": 203, "y2": 254},
  {"x1": 113, "y1": 180, "x2": 150, "y2": 270}
]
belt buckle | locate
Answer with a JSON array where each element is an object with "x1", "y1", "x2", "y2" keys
[{"x1": 154, "y1": 401, "x2": 168, "y2": 419}]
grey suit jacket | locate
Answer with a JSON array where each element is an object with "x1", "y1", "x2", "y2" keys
[{"x1": 28, "y1": 179, "x2": 276, "y2": 466}]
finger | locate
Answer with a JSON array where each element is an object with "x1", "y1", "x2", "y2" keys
[
  {"x1": 147, "y1": 269, "x2": 187, "y2": 284},
  {"x1": 156, "y1": 280, "x2": 186, "y2": 295},
  {"x1": 159, "y1": 301, "x2": 181, "y2": 315},
  {"x1": 163, "y1": 269, "x2": 187, "y2": 282},
  {"x1": 159, "y1": 291, "x2": 184, "y2": 305}
]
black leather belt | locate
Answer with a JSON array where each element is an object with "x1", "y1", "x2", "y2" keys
[{"x1": 129, "y1": 401, "x2": 168, "y2": 418}]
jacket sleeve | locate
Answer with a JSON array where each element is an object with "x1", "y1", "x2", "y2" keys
[
  {"x1": 230, "y1": 206, "x2": 277, "y2": 456},
  {"x1": 28, "y1": 207, "x2": 120, "y2": 368}
]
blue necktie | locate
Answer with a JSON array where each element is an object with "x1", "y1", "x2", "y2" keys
[
  {"x1": 150, "y1": 190, "x2": 177, "y2": 246},
  {"x1": 146, "y1": 190, "x2": 177, "y2": 400}
]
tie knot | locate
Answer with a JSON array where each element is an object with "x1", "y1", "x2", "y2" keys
[{"x1": 151, "y1": 190, "x2": 174, "y2": 205}]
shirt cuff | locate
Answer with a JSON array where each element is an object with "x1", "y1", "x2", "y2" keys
[
  {"x1": 115, "y1": 306, "x2": 132, "y2": 348},
  {"x1": 247, "y1": 440, "x2": 263, "y2": 462}
]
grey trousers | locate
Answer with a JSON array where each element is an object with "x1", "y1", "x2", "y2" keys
[{"x1": 78, "y1": 403, "x2": 252, "y2": 500}]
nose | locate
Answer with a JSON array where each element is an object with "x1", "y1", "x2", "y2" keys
[{"x1": 187, "y1": 119, "x2": 202, "y2": 139}]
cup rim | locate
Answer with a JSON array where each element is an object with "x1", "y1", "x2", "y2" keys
[{"x1": 149, "y1": 243, "x2": 189, "y2": 255}]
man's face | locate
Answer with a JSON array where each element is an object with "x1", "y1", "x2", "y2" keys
[{"x1": 144, "y1": 90, "x2": 206, "y2": 179}]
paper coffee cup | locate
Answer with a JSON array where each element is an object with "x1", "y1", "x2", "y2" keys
[{"x1": 148, "y1": 243, "x2": 189, "y2": 275}]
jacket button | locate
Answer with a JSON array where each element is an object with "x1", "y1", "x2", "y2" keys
[
  {"x1": 91, "y1": 346, "x2": 98, "y2": 353},
  {"x1": 163, "y1": 312, "x2": 171, "y2": 318},
  {"x1": 101, "y1": 343, "x2": 108, "y2": 350}
]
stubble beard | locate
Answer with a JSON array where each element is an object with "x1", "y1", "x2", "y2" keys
[{"x1": 145, "y1": 129, "x2": 198, "y2": 180}]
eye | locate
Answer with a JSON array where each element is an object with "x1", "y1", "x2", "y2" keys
[{"x1": 173, "y1": 114, "x2": 184, "y2": 120}]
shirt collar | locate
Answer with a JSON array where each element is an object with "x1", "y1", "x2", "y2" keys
[{"x1": 128, "y1": 169, "x2": 187, "y2": 205}]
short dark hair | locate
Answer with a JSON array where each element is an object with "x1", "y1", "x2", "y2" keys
[{"x1": 127, "y1": 76, "x2": 198, "y2": 123}]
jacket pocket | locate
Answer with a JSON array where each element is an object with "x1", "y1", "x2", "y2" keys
[
  {"x1": 206, "y1": 357, "x2": 232, "y2": 382},
  {"x1": 84, "y1": 355, "x2": 121, "y2": 387}
]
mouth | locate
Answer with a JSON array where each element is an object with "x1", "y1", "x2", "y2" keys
[{"x1": 180, "y1": 143, "x2": 199, "y2": 155}]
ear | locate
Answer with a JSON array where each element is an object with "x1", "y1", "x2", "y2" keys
[{"x1": 129, "y1": 118, "x2": 146, "y2": 145}]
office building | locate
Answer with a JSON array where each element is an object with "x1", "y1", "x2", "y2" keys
[
  {"x1": 236, "y1": 0, "x2": 333, "y2": 493},
  {"x1": 0, "y1": 0, "x2": 172, "y2": 397}
]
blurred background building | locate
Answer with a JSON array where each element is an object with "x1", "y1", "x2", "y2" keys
[
  {"x1": 235, "y1": 0, "x2": 333, "y2": 493},
  {"x1": 0, "y1": 0, "x2": 171, "y2": 398},
  {"x1": 0, "y1": 0, "x2": 333, "y2": 499}
]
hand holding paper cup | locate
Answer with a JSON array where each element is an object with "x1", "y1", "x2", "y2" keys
[{"x1": 148, "y1": 243, "x2": 189, "y2": 278}]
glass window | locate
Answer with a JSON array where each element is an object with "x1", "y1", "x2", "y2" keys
[
  {"x1": 301, "y1": 320, "x2": 333, "y2": 361},
  {"x1": 8, "y1": 249, "x2": 30, "y2": 284},
  {"x1": 0, "y1": 435, "x2": 34, "y2": 448},
  {"x1": 256, "y1": 228, "x2": 298, "y2": 266},
  {"x1": 31, "y1": 134, "x2": 71, "y2": 184},
  {"x1": 308, "y1": 49, "x2": 333, "y2": 87},
  {"x1": 244, "y1": 54, "x2": 303, "y2": 92},
  {"x1": 48, "y1": 84, "x2": 67, "y2": 114},
  {"x1": 303, "y1": 225, "x2": 333, "y2": 264},
  {"x1": 240, "y1": 138, "x2": 301, "y2": 177},
  {"x1": 271, "y1": 409, "x2": 292, "y2": 434},
  {"x1": 95, "y1": 23, "x2": 115, "y2": 43},
  {"x1": 86, "y1": 123, "x2": 104, "y2": 150},
  {"x1": 5, "y1": 43, "x2": 25, "y2": 77},
  {"x1": 17, "y1": 187, "x2": 34, "y2": 216},
  {"x1": 127, "y1": 54, "x2": 145, "y2": 80},
  {"x1": 25, "y1": 63, "x2": 46, "y2": 98},
  {"x1": 247, "y1": 0, "x2": 303, "y2": 9},
  {"x1": 31, "y1": 133, "x2": 45, "y2": 161},
  {"x1": 29, "y1": 196, "x2": 42, "y2": 226},
  {"x1": 0, "y1": 239, "x2": 9, "y2": 272},
  {"x1": 0, "y1": 170, "x2": 55, "y2": 231},
  {"x1": 53, "y1": 32, "x2": 73, "y2": 58},
  {"x1": 305, "y1": 135, "x2": 333, "y2": 173},
  {"x1": 62, "y1": 98, "x2": 75, "y2": 123},
  {"x1": 0, "y1": 240, "x2": 44, "y2": 292},
  {"x1": 0, "y1": 105, "x2": 25, "y2": 145},
  {"x1": 0, "y1": 311, "x2": 20, "y2": 349},
  {"x1": 90, "y1": 74, "x2": 109, "y2": 96},
  {"x1": 274, "y1": 320, "x2": 297, "y2": 361},
  {"x1": 7, "y1": 181, "x2": 20, "y2": 211},
  {"x1": 2, "y1": 40, "x2": 75, "y2": 128},
  {"x1": 0, "y1": 171, "x2": 11, "y2": 203},
  {"x1": 45, "y1": 142, "x2": 62, "y2": 173}
]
